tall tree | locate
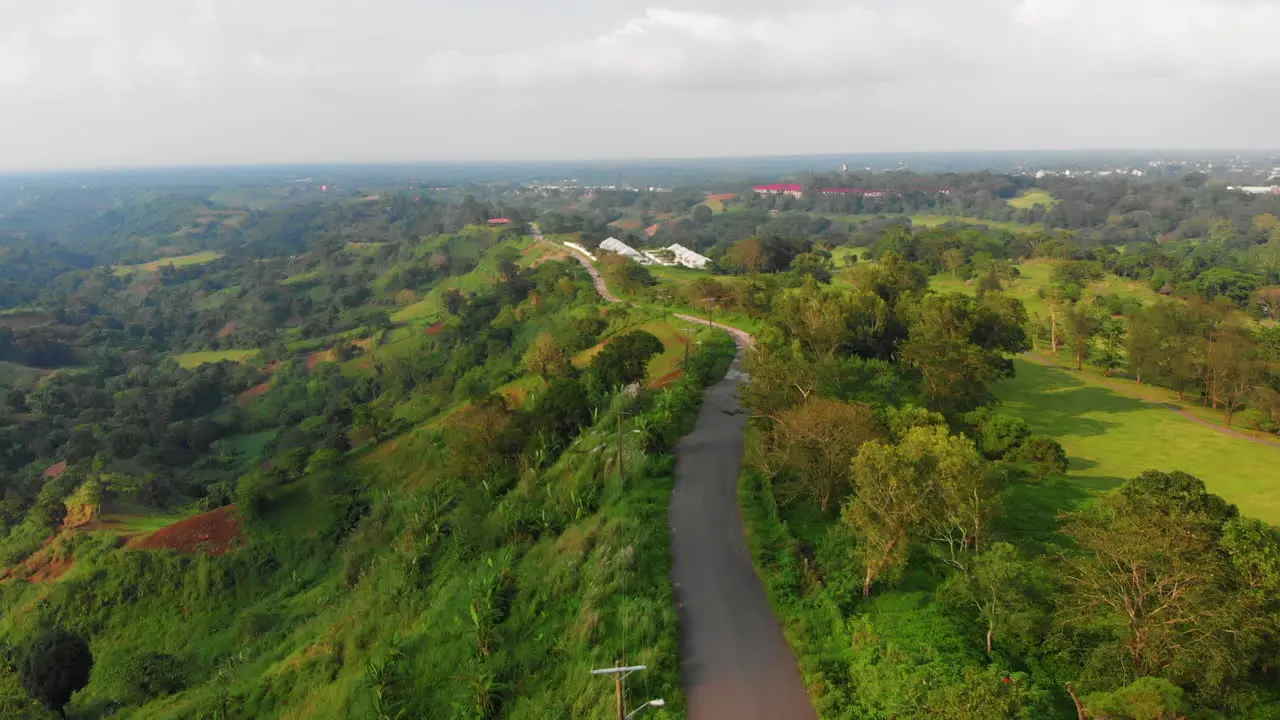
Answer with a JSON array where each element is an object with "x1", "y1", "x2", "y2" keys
[{"x1": 752, "y1": 397, "x2": 883, "y2": 513}]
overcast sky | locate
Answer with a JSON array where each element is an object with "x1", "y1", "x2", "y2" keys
[{"x1": 1, "y1": 0, "x2": 1279, "y2": 171}]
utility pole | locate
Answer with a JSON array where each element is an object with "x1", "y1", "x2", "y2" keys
[
  {"x1": 617, "y1": 410, "x2": 623, "y2": 482},
  {"x1": 590, "y1": 664, "x2": 648, "y2": 720},
  {"x1": 615, "y1": 662, "x2": 624, "y2": 720}
]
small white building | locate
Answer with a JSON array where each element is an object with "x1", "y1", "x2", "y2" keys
[{"x1": 1229, "y1": 186, "x2": 1280, "y2": 195}]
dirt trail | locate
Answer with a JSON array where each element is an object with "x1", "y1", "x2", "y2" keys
[{"x1": 1024, "y1": 353, "x2": 1280, "y2": 447}]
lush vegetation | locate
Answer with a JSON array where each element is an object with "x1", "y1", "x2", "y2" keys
[{"x1": 4, "y1": 163, "x2": 1280, "y2": 718}]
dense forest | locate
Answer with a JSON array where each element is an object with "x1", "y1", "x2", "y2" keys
[{"x1": 2, "y1": 166, "x2": 1280, "y2": 718}]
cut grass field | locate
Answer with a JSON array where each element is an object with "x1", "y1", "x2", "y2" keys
[
  {"x1": 0, "y1": 308, "x2": 52, "y2": 330},
  {"x1": 929, "y1": 258, "x2": 1162, "y2": 318},
  {"x1": 113, "y1": 250, "x2": 224, "y2": 276},
  {"x1": 909, "y1": 214, "x2": 1044, "y2": 234},
  {"x1": 1007, "y1": 190, "x2": 1058, "y2": 210},
  {"x1": 995, "y1": 358, "x2": 1280, "y2": 524},
  {"x1": 0, "y1": 360, "x2": 46, "y2": 388},
  {"x1": 175, "y1": 349, "x2": 259, "y2": 369}
]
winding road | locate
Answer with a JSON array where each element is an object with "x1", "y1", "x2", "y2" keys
[{"x1": 538, "y1": 225, "x2": 816, "y2": 718}]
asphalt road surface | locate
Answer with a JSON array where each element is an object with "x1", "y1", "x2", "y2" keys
[{"x1": 669, "y1": 319, "x2": 818, "y2": 720}]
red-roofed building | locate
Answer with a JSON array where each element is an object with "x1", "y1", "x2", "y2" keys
[
  {"x1": 488, "y1": 218, "x2": 512, "y2": 225},
  {"x1": 752, "y1": 184, "x2": 804, "y2": 198}
]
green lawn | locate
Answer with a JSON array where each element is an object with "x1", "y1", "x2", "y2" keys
[
  {"x1": 175, "y1": 349, "x2": 259, "y2": 369},
  {"x1": 995, "y1": 358, "x2": 1280, "y2": 524},
  {"x1": 909, "y1": 214, "x2": 1043, "y2": 234},
  {"x1": 1007, "y1": 190, "x2": 1058, "y2": 210},
  {"x1": 0, "y1": 361, "x2": 45, "y2": 388},
  {"x1": 113, "y1": 250, "x2": 224, "y2": 276},
  {"x1": 930, "y1": 258, "x2": 1162, "y2": 318}
]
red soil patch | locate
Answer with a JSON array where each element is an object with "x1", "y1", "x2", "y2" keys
[
  {"x1": 649, "y1": 369, "x2": 684, "y2": 389},
  {"x1": 215, "y1": 321, "x2": 236, "y2": 339},
  {"x1": 1, "y1": 535, "x2": 77, "y2": 584},
  {"x1": 425, "y1": 321, "x2": 444, "y2": 336},
  {"x1": 238, "y1": 381, "x2": 272, "y2": 405},
  {"x1": 612, "y1": 219, "x2": 643, "y2": 231},
  {"x1": 128, "y1": 506, "x2": 245, "y2": 556},
  {"x1": 307, "y1": 349, "x2": 337, "y2": 370},
  {"x1": 43, "y1": 460, "x2": 67, "y2": 479},
  {"x1": 645, "y1": 224, "x2": 661, "y2": 237},
  {"x1": 705, "y1": 193, "x2": 737, "y2": 203}
]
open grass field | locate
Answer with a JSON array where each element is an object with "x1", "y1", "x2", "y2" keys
[
  {"x1": 0, "y1": 308, "x2": 52, "y2": 330},
  {"x1": 909, "y1": 214, "x2": 1044, "y2": 234},
  {"x1": 929, "y1": 258, "x2": 1162, "y2": 317},
  {"x1": 1007, "y1": 190, "x2": 1058, "y2": 210},
  {"x1": 995, "y1": 358, "x2": 1280, "y2": 524},
  {"x1": 702, "y1": 193, "x2": 737, "y2": 212},
  {"x1": 175, "y1": 349, "x2": 259, "y2": 368},
  {"x1": 573, "y1": 319, "x2": 691, "y2": 383},
  {"x1": 113, "y1": 250, "x2": 224, "y2": 276},
  {"x1": 0, "y1": 360, "x2": 45, "y2": 388}
]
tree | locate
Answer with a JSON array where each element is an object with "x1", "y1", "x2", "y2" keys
[
  {"x1": 1091, "y1": 316, "x2": 1126, "y2": 376},
  {"x1": 845, "y1": 426, "x2": 978, "y2": 595},
  {"x1": 521, "y1": 333, "x2": 573, "y2": 380},
  {"x1": 1057, "y1": 472, "x2": 1248, "y2": 683},
  {"x1": 753, "y1": 397, "x2": 883, "y2": 513},
  {"x1": 941, "y1": 248, "x2": 966, "y2": 277},
  {"x1": 589, "y1": 330, "x2": 663, "y2": 389},
  {"x1": 20, "y1": 629, "x2": 93, "y2": 718},
  {"x1": 1082, "y1": 677, "x2": 1190, "y2": 720},
  {"x1": 691, "y1": 204, "x2": 713, "y2": 225},
  {"x1": 1126, "y1": 309, "x2": 1163, "y2": 385},
  {"x1": 724, "y1": 237, "x2": 765, "y2": 274},
  {"x1": 1064, "y1": 302, "x2": 1100, "y2": 371},
  {"x1": 900, "y1": 293, "x2": 1027, "y2": 413},
  {"x1": 975, "y1": 263, "x2": 1004, "y2": 298},
  {"x1": 941, "y1": 542, "x2": 1040, "y2": 657},
  {"x1": 528, "y1": 378, "x2": 590, "y2": 451}
]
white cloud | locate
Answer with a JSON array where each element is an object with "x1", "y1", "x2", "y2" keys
[
  {"x1": 0, "y1": 0, "x2": 1279, "y2": 170},
  {"x1": 417, "y1": 6, "x2": 961, "y2": 90}
]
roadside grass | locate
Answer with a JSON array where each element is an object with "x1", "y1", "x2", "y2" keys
[
  {"x1": 113, "y1": 251, "x2": 224, "y2": 276},
  {"x1": 995, "y1": 358, "x2": 1280, "y2": 524},
  {"x1": 1007, "y1": 190, "x2": 1058, "y2": 210},
  {"x1": 175, "y1": 349, "x2": 259, "y2": 369}
]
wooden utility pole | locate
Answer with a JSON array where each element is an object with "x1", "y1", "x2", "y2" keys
[
  {"x1": 590, "y1": 664, "x2": 648, "y2": 720},
  {"x1": 615, "y1": 661, "x2": 624, "y2": 720}
]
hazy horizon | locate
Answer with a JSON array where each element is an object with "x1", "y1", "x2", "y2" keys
[{"x1": 4, "y1": 0, "x2": 1280, "y2": 173}]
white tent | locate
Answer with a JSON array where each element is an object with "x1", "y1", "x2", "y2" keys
[
  {"x1": 666, "y1": 244, "x2": 711, "y2": 269},
  {"x1": 599, "y1": 237, "x2": 651, "y2": 264}
]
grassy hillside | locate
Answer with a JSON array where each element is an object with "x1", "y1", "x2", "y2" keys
[
  {"x1": 929, "y1": 258, "x2": 1162, "y2": 317},
  {"x1": 112, "y1": 251, "x2": 224, "y2": 276},
  {"x1": 1007, "y1": 190, "x2": 1058, "y2": 210},
  {"x1": 175, "y1": 349, "x2": 260, "y2": 369}
]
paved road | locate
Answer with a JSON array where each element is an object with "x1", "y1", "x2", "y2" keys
[
  {"x1": 544, "y1": 231, "x2": 816, "y2": 717},
  {"x1": 531, "y1": 223, "x2": 620, "y2": 302},
  {"x1": 669, "y1": 317, "x2": 818, "y2": 720}
]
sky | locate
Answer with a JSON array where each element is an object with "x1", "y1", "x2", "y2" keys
[{"x1": 1, "y1": 0, "x2": 1279, "y2": 171}]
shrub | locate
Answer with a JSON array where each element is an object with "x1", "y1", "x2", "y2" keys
[
  {"x1": 1012, "y1": 436, "x2": 1069, "y2": 479},
  {"x1": 19, "y1": 629, "x2": 93, "y2": 716},
  {"x1": 123, "y1": 652, "x2": 185, "y2": 700}
]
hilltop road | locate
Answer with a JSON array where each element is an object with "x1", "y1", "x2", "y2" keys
[{"x1": 541, "y1": 225, "x2": 817, "y2": 718}]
